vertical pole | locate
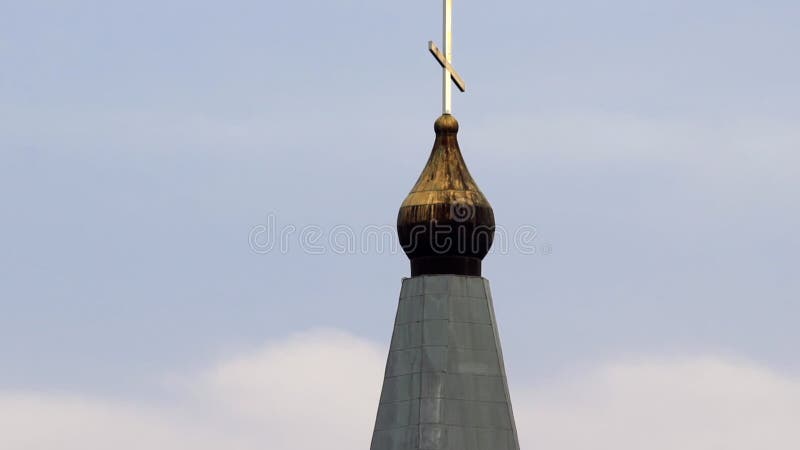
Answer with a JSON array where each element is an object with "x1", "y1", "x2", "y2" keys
[{"x1": 443, "y1": 0, "x2": 453, "y2": 115}]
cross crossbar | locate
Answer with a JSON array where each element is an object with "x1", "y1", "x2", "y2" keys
[{"x1": 428, "y1": 41, "x2": 467, "y2": 93}]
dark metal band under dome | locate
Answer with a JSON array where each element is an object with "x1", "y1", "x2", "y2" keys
[{"x1": 410, "y1": 256, "x2": 482, "y2": 277}]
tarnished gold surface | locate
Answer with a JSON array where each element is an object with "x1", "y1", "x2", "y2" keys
[
  {"x1": 399, "y1": 115, "x2": 491, "y2": 210},
  {"x1": 397, "y1": 114, "x2": 495, "y2": 275}
]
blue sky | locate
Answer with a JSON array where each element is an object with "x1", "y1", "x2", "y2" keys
[{"x1": 1, "y1": 1, "x2": 799, "y2": 448}]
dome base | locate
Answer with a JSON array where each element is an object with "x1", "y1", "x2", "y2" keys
[{"x1": 410, "y1": 256, "x2": 482, "y2": 277}]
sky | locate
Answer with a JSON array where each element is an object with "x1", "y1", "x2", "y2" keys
[{"x1": 1, "y1": 0, "x2": 799, "y2": 448}]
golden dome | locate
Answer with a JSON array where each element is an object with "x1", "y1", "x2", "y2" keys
[{"x1": 397, "y1": 114, "x2": 495, "y2": 276}]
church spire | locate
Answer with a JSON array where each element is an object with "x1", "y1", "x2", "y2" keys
[{"x1": 372, "y1": 4, "x2": 519, "y2": 450}]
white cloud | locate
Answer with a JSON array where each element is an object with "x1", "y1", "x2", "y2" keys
[
  {"x1": 2, "y1": 330, "x2": 798, "y2": 450},
  {"x1": 516, "y1": 357, "x2": 800, "y2": 450},
  {"x1": 189, "y1": 329, "x2": 386, "y2": 449},
  {"x1": 0, "y1": 330, "x2": 384, "y2": 450}
]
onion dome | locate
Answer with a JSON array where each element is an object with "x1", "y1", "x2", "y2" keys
[{"x1": 397, "y1": 114, "x2": 495, "y2": 276}]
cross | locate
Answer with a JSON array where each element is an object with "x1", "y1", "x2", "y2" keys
[{"x1": 428, "y1": 0, "x2": 466, "y2": 115}]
